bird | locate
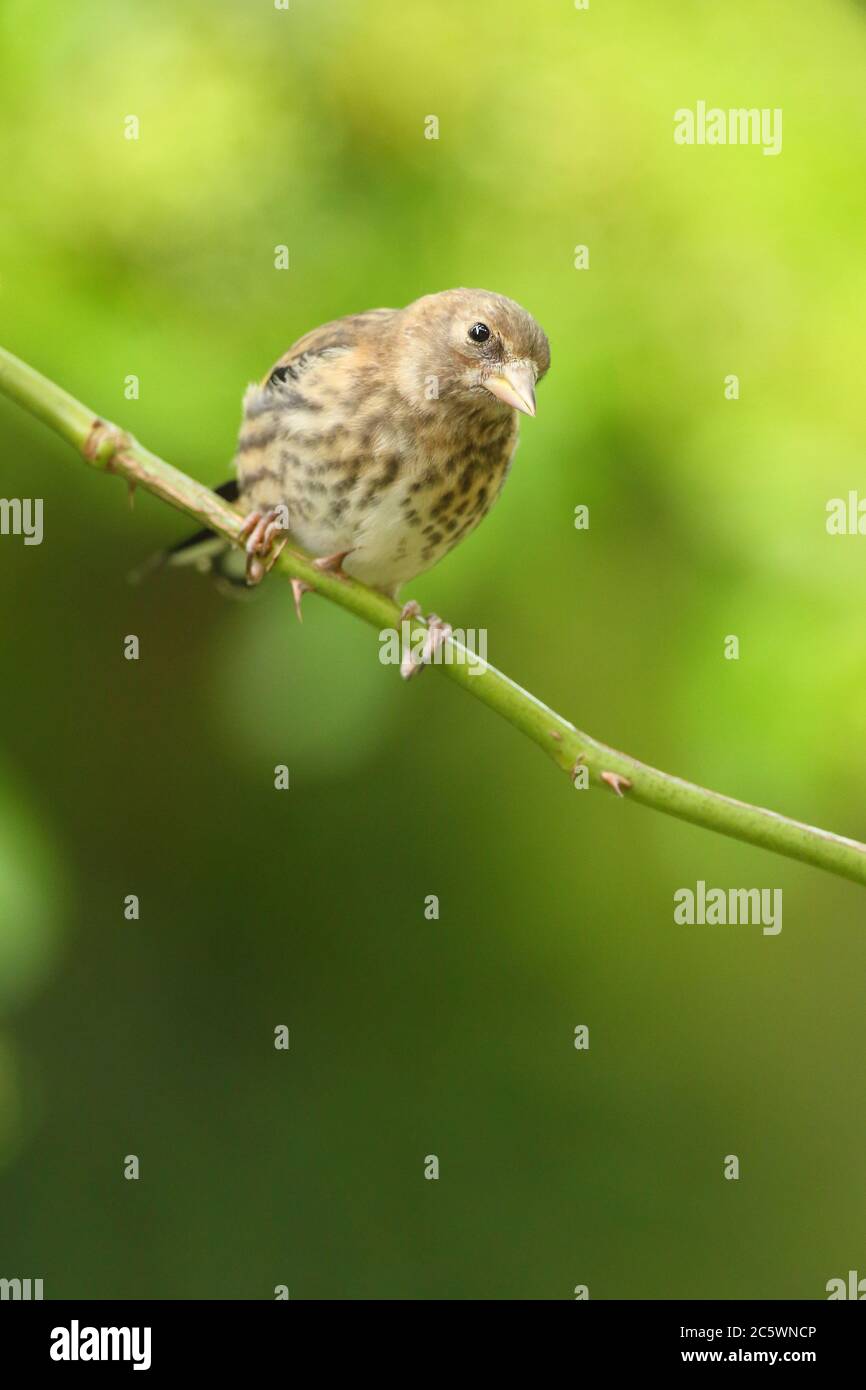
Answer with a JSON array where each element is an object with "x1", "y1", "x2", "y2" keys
[{"x1": 165, "y1": 288, "x2": 550, "y2": 673}]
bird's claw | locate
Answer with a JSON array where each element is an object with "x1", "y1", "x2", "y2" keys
[
  {"x1": 423, "y1": 614, "x2": 452, "y2": 661},
  {"x1": 400, "y1": 599, "x2": 424, "y2": 677},
  {"x1": 241, "y1": 508, "x2": 289, "y2": 585},
  {"x1": 400, "y1": 611, "x2": 453, "y2": 680}
]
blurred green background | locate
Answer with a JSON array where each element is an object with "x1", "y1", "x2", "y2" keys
[{"x1": 1, "y1": 0, "x2": 865, "y2": 1299}]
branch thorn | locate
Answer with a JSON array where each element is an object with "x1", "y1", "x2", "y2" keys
[
  {"x1": 291, "y1": 577, "x2": 312, "y2": 622},
  {"x1": 601, "y1": 770, "x2": 632, "y2": 797}
]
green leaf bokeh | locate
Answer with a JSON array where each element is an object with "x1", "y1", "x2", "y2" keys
[{"x1": 1, "y1": 0, "x2": 864, "y2": 1298}]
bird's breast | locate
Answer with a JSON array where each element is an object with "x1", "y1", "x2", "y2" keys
[{"x1": 235, "y1": 385, "x2": 519, "y2": 594}]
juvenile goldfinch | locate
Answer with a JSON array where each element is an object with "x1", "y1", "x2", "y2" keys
[{"x1": 169, "y1": 289, "x2": 549, "y2": 661}]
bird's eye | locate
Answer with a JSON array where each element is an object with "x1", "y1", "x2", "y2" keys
[{"x1": 468, "y1": 322, "x2": 491, "y2": 343}]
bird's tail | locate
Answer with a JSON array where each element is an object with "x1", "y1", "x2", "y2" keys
[{"x1": 128, "y1": 479, "x2": 246, "y2": 586}]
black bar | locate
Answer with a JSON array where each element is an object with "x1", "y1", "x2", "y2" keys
[{"x1": 2, "y1": 1298, "x2": 861, "y2": 1373}]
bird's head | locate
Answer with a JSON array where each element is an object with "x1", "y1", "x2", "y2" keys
[{"x1": 395, "y1": 288, "x2": 550, "y2": 417}]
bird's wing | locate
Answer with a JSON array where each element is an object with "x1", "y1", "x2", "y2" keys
[{"x1": 262, "y1": 308, "x2": 397, "y2": 386}]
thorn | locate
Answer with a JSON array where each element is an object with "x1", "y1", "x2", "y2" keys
[
  {"x1": 400, "y1": 652, "x2": 422, "y2": 680},
  {"x1": 291, "y1": 577, "x2": 312, "y2": 622},
  {"x1": 400, "y1": 600, "x2": 422, "y2": 621},
  {"x1": 313, "y1": 549, "x2": 353, "y2": 579},
  {"x1": 601, "y1": 770, "x2": 632, "y2": 797}
]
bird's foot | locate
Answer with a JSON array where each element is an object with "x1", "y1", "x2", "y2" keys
[
  {"x1": 240, "y1": 507, "x2": 289, "y2": 585},
  {"x1": 399, "y1": 605, "x2": 453, "y2": 680}
]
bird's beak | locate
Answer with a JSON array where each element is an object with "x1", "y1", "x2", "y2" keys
[{"x1": 483, "y1": 362, "x2": 537, "y2": 417}]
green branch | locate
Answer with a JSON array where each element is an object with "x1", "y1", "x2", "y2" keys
[{"x1": 3, "y1": 343, "x2": 865, "y2": 886}]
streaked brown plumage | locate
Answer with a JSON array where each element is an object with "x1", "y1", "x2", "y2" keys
[{"x1": 233, "y1": 288, "x2": 550, "y2": 596}]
